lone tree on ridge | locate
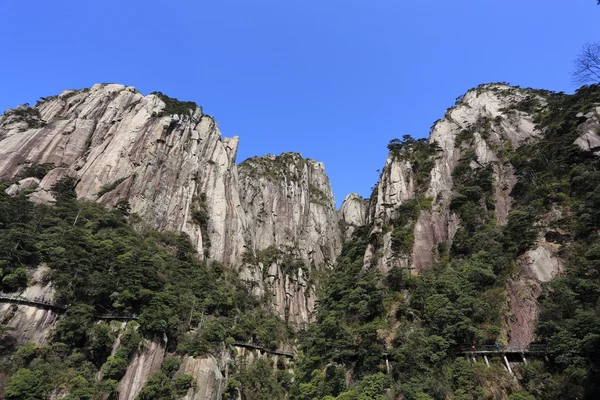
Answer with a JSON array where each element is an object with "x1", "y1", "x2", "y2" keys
[{"x1": 573, "y1": 43, "x2": 600, "y2": 85}]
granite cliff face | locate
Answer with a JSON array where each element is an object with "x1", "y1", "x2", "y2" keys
[
  {"x1": 0, "y1": 84, "x2": 246, "y2": 265},
  {"x1": 0, "y1": 85, "x2": 342, "y2": 301},
  {"x1": 0, "y1": 266, "x2": 57, "y2": 346},
  {"x1": 178, "y1": 356, "x2": 224, "y2": 400},
  {"x1": 238, "y1": 153, "x2": 340, "y2": 267},
  {"x1": 339, "y1": 193, "x2": 368, "y2": 240},
  {"x1": 353, "y1": 84, "x2": 543, "y2": 276},
  {"x1": 238, "y1": 153, "x2": 342, "y2": 325},
  {"x1": 0, "y1": 84, "x2": 343, "y2": 398},
  {"x1": 0, "y1": 85, "x2": 344, "y2": 327}
]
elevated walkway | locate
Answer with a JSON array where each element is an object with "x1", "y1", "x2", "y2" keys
[
  {"x1": 0, "y1": 295, "x2": 137, "y2": 321},
  {"x1": 233, "y1": 341, "x2": 295, "y2": 358},
  {"x1": 0, "y1": 295, "x2": 67, "y2": 311},
  {"x1": 459, "y1": 344, "x2": 547, "y2": 373},
  {"x1": 95, "y1": 314, "x2": 139, "y2": 321},
  {"x1": 459, "y1": 344, "x2": 546, "y2": 355}
]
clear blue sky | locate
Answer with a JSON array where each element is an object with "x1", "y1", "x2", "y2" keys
[{"x1": 1, "y1": 1, "x2": 598, "y2": 206}]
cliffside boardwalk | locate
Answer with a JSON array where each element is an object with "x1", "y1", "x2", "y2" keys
[
  {"x1": 459, "y1": 344, "x2": 547, "y2": 374},
  {"x1": 0, "y1": 295, "x2": 138, "y2": 321},
  {"x1": 232, "y1": 341, "x2": 295, "y2": 359},
  {"x1": 0, "y1": 294, "x2": 67, "y2": 311}
]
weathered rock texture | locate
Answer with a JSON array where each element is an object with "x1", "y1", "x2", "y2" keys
[
  {"x1": 238, "y1": 153, "x2": 342, "y2": 325},
  {"x1": 238, "y1": 153, "x2": 341, "y2": 266},
  {"x1": 0, "y1": 265, "x2": 58, "y2": 346},
  {"x1": 0, "y1": 304, "x2": 57, "y2": 346},
  {"x1": 351, "y1": 84, "x2": 543, "y2": 275},
  {"x1": 0, "y1": 84, "x2": 246, "y2": 265},
  {"x1": 338, "y1": 84, "x2": 576, "y2": 347},
  {"x1": 117, "y1": 337, "x2": 167, "y2": 400},
  {"x1": 2, "y1": 82, "x2": 591, "y2": 394},
  {"x1": 240, "y1": 258, "x2": 316, "y2": 326},
  {"x1": 0, "y1": 86, "x2": 345, "y2": 328},
  {"x1": 339, "y1": 193, "x2": 368, "y2": 240},
  {"x1": 574, "y1": 107, "x2": 600, "y2": 154},
  {"x1": 178, "y1": 356, "x2": 224, "y2": 400},
  {"x1": 5, "y1": 177, "x2": 40, "y2": 196},
  {"x1": 506, "y1": 209, "x2": 566, "y2": 348}
]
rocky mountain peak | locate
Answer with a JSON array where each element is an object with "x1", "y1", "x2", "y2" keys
[
  {"x1": 339, "y1": 192, "x2": 368, "y2": 240},
  {"x1": 238, "y1": 151, "x2": 340, "y2": 265},
  {"x1": 0, "y1": 83, "x2": 245, "y2": 265},
  {"x1": 355, "y1": 84, "x2": 555, "y2": 275}
]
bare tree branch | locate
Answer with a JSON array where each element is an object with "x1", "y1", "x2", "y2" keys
[{"x1": 573, "y1": 43, "x2": 600, "y2": 86}]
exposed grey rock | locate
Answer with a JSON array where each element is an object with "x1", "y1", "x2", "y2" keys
[
  {"x1": 0, "y1": 84, "x2": 345, "y2": 331},
  {"x1": 364, "y1": 84, "x2": 544, "y2": 274},
  {"x1": 241, "y1": 261, "x2": 316, "y2": 327},
  {"x1": 0, "y1": 265, "x2": 57, "y2": 346},
  {"x1": 0, "y1": 304, "x2": 57, "y2": 346},
  {"x1": 5, "y1": 177, "x2": 40, "y2": 196},
  {"x1": 411, "y1": 210, "x2": 456, "y2": 270},
  {"x1": 28, "y1": 168, "x2": 75, "y2": 204},
  {"x1": 363, "y1": 154, "x2": 417, "y2": 274},
  {"x1": 0, "y1": 82, "x2": 582, "y2": 376},
  {"x1": 178, "y1": 356, "x2": 224, "y2": 400},
  {"x1": 238, "y1": 152, "x2": 341, "y2": 266},
  {"x1": 505, "y1": 208, "x2": 565, "y2": 348},
  {"x1": 0, "y1": 84, "x2": 247, "y2": 265},
  {"x1": 339, "y1": 192, "x2": 368, "y2": 240},
  {"x1": 574, "y1": 109, "x2": 600, "y2": 154},
  {"x1": 118, "y1": 336, "x2": 167, "y2": 400},
  {"x1": 575, "y1": 130, "x2": 600, "y2": 153},
  {"x1": 238, "y1": 152, "x2": 341, "y2": 325}
]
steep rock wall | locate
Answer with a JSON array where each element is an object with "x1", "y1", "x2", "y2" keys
[
  {"x1": 506, "y1": 209, "x2": 566, "y2": 348},
  {"x1": 238, "y1": 153, "x2": 342, "y2": 325},
  {"x1": 178, "y1": 356, "x2": 224, "y2": 400},
  {"x1": 238, "y1": 153, "x2": 341, "y2": 266},
  {"x1": 573, "y1": 107, "x2": 600, "y2": 154},
  {"x1": 0, "y1": 84, "x2": 345, "y2": 332},
  {"x1": 339, "y1": 192, "x2": 368, "y2": 240},
  {"x1": 240, "y1": 259, "x2": 316, "y2": 326},
  {"x1": 360, "y1": 84, "x2": 543, "y2": 274},
  {"x1": 117, "y1": 337, "x2": 167, "y2": 400},
  {"x1": 0, "y1": 84, "x2": 247, "y2": 265},
  {"x1": 0, "y1": 265, "x2": 58, "y2": 346},
  {"x1": 0, "y1": 304, "x2": 57, "y2": 346}
]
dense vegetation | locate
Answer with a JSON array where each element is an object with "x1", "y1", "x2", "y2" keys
[
  {"x1": 150, "y1": 92, "x2": 199, "y2": 117},
  {"x1": 387, "y1": 135, "x2": 441, "y2": 194},
  {"x1": 0, "y1": 178, "x2": 290, "y2": 399},
  {"x1": 290, "y1": 85, "x2": 600, "y2": 399},
  {"x1": 509, "y1": 85, "x2": 600, "y2": 399},
  {"x1": 291, "y1": 221, "x2": 518, "y2": 399},
  {"x1": 4, "y1": 105, "x2": 46, "y2": 129},
  {"x1": 239, "y1": 153, "x2": 310, "y2": 183}
]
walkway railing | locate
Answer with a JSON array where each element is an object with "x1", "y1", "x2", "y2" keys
[
  {"x1": 96, "y1": 314, "x2": 139, "y2": 321},
  {"x1": 458, "y1": 344, "x2": 547, "y2": 354},
  {"x1": 232, "y1": 341, "x2": 295, "y2": 358},
  {"x1": 0, "y1": 295, "x2": 137, "y2": 321},
  {"x1": 458, "y1": 344, "x2": 547, "y2": 374},
  {"x1": 0, "y1": 295, "x2": 67, "y2": 310}
]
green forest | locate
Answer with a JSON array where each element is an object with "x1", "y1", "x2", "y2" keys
[
  {"x1": 0, "y1": 177, "x2": 291, "y2": 399},
  {"x1": 1, "y1": 85, "x2": 600, "y2": 399}
]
